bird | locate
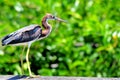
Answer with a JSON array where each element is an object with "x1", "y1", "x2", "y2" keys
[{"x1": 1, "y1": 13, "x2": 66, "y2": 77}]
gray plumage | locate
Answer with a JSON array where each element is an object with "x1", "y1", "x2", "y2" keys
[{"x1": 2, "y1": 24, "x2": 42, "y2": 46}]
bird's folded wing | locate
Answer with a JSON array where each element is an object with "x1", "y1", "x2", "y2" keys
[{"x1": 2, "y1": 25, "x2": 42, "y2": 45}]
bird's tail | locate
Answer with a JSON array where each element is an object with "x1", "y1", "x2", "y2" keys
[
  {"x1": 1, "y1": 35, "x2": 14, "y2": 46},
  {"x1": 2, "y1": 38, "x2": 13, "y2": 46},
  {"x1": 2, "y1": 41, "x2": 6, "y2": 46},
  {"x1": 2, "y1": 39, "x2": 7, "y2": 46}
]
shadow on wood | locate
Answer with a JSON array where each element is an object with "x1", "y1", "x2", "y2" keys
[{"x1": 7, "y1": 75, "x2": 27, "y2": 80}]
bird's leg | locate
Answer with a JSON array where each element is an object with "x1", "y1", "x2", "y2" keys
[
  {"x1": 26, "y1": 43, "x2": 40, "y2": 78},
  {"x1": 26, "y1": 43, "x2": 32, "y2": 77},
  {"x1": 20, "y1": 46, "x2": 26, "y2": 75}
]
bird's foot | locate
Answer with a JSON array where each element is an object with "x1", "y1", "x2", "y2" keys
[{"x1": 26, "y1": 75, "x2": 40, "y2": 78}]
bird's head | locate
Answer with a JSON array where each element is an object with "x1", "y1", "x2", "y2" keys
[{"x1": 45, "y1": 13, "x2": 66, "y2": 22}]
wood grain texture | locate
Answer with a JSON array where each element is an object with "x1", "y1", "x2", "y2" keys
[{"x1": 0, "y1": 75, "x2": 119, "y2": 80}]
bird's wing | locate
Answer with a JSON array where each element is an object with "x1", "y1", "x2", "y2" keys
[{"x1": 2, "y1": 24, "x2": 42, "y2": 46}]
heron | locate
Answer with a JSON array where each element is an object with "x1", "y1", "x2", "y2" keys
[{"x1": 1, "y1": 13, "x2": 66, "y2": 77}]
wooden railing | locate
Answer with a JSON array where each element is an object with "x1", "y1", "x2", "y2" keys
[{"x1": 0, "y1": 75, "x2": 119, "y2": 80}]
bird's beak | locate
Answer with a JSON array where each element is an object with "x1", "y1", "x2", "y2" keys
[{"x1": 55, "y1": 17, "x2": 67, "y2": 22}]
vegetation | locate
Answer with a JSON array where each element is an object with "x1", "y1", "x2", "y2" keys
[{"x1": 0, "y1": 0, "x2": 120, "y2": 77}]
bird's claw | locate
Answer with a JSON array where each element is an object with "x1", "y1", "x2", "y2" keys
[{"x1": 26, "y1": 75, "x2": 40, "y2": 78}]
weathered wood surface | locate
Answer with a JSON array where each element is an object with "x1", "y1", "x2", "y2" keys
[{"x1": 0, "y1": 75, "x2": 119, "y2": 80}]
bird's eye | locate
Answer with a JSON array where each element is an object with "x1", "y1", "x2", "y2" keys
[{"x1": 52, "y1": 16, "x2": 55, "y2": 18}]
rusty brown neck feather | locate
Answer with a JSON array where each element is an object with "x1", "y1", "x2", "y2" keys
[{"x1": 41, "y1": 15, "x2": 52, "y2": 38}]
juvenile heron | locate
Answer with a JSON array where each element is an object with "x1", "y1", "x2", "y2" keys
[{"x1": 1, "y1": 13, "x2": 66, "y2": 77}]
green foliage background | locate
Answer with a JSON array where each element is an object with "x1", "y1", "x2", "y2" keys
[{"x1": 0, "y1": 0, "x2": 120, "y2": 77}]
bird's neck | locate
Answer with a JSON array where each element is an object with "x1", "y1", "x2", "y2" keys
[{"x1": 41, "y1": 16, "x2": 52, "y2": 38}]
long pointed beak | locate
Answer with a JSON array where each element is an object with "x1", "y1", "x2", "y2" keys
[{"x1": 55, "y1": 17, "x2": 67, "y2": 22}]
